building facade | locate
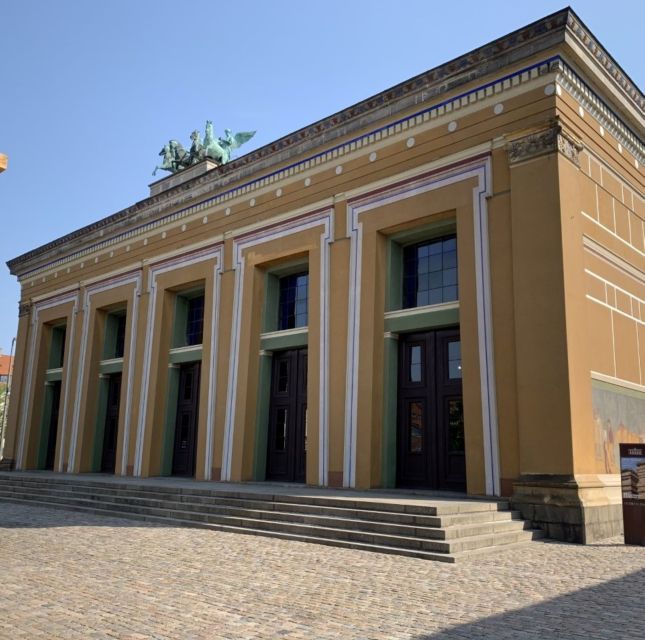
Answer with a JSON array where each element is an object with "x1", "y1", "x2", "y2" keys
[{"x1": 3, "y1": 9, "x2": 644, "y2": 542}]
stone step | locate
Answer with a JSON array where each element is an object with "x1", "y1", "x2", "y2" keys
[
  {"x1": 0, "y1": 485, "x2": 530, "y2": 541},
  {"x1": 0, "y1": 481, "x2": 514, "y2": 526},
  {"x1": 0, "y1": 475, "x2": 509, "y2": 516},
  {"x1": 0, "y1": 489, "x2": 541, "y2": 555},
  {"x1": 0, "y1": 494, "x2": 464, "y2": 562},
  {"x1": 0, "y1": 493, "x2": 543, "y2": 560},
  {"x1": 0, "y1": 474, "x2": 543, "y2": 561}
]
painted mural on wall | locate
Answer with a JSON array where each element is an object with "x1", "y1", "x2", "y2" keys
[{"x1": 593, "y1": 379, "x2": 645, "y2": 474}]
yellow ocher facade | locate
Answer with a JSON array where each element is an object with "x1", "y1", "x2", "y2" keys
[{"x1": 4, "y1": 9, "x2": 644, "y2": 543}]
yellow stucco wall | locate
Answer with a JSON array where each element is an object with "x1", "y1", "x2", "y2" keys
[{"x1": 4, "y1": 28, "x2": 643, "y2": 505}]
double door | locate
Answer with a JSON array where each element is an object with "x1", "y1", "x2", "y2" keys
[
  {"x1": 266, "y1": 349, "x2": 307, "y2": 483},
  {"x1": 172, "y1": 362, "x2": 201, "y2": 477},
  {"x1": 397, "y1": 328, "x2": 465, "y2": 491}
]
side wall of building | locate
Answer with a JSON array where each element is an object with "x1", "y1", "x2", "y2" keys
[{"x1": 511, "y1": 73, "x2": 644, "y2": 541}]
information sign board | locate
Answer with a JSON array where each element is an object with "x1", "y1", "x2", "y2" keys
[{"x1": 620, "y1": 443, "x2": 645, "y2": 546}]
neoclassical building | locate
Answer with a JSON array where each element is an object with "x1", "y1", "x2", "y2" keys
[{"x1": 3, "y1": 9, "x2": 643, "y2": 543}]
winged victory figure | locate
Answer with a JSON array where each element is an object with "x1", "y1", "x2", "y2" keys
[{"x1": 203, "y1": 121, "x2": 256, "y2": 164}]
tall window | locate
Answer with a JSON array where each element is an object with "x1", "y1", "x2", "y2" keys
[
  {"x1": 278, "y1": 273, "x2": 308, "y2": 330},
  {"x1": 403, "y1": 235, "x2": 458, "y2": 308},
  {"x1": 185, "y1": 295, "x2": 205, "y2": 345}
]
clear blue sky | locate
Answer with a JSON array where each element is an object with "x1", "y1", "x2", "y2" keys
[{"x1": 1, "y1": 0, "x2": 643, "y2": 354}]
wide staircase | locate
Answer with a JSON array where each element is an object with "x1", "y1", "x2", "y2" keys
[{"x1": 0, "y1": 473, "x2": 543, "y2": 562}]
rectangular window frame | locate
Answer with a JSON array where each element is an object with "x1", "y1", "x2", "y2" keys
[
  {"x1": 278, "y1": 272, "x2": 309, "y2": 331},
  {"x1": 402, "y1": 234, "x2": 458, "y2": 310}
]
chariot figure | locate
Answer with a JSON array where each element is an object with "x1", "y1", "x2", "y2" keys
[
  {"x1": 153, "y1": 122, "x2": 256, "y2": 175},
  {"x1": 153, "y1": 143, "x2": 174, "y2": 176},
  {"x1": 152, "y1": 140, "x2": 189, "y2": 176}
]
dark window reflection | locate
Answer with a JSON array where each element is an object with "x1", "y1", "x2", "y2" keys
[
  {"x1": 186, "y1": 295, "x2": 205, "y2": 346},
  {"x1": 278, "y1": 273, "x2": 308, "y2": 330},
  {"x1": 114, "y1": 315, "x2": 126, "y2": 358},
  {"x1": 403, "y1": 236, "x2": 458, "y2": 308}
]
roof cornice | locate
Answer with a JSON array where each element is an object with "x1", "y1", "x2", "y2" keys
[{"x1": 8, "y1": 7, "x2": 642, "y2": 277}]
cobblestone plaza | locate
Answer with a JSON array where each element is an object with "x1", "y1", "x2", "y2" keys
[{"x1": 1, "y1": 502, "x2": 643, "y2": 639}]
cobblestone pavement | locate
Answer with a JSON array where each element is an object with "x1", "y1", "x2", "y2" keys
[{"x1": 0, "y1": 502, "x2": 644, "y2": 639}]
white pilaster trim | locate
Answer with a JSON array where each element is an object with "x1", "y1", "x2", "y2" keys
[
  {"x1": 67, "y1": 271, "x2": 142, "y2": 472},
  {"x1": 344, "y1": 153, "x2": 500, "y2": 494},
  {"x1": 221, "y1": 207, "x2": 333, "y2": 484},
  {"x1": 118, "y1": 275, "x2": 141, "y2": 476},
  {"x1": 133, "y1": 244, "x2": 223, "y2": 477},
  {"x1": 16, "y1": 291, "x2": 79, "y2": 470},
  {"x1": 204, "y1": 249, "x2": 224, "y2": 480},
  {"x1": 318, "y1": 221, "x2": 333, "y2": 485},
  {"x1": 472, "y1": 157, "x2": 500, "y2": 496}
]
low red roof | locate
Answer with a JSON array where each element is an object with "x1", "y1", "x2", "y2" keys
[{"x1": 0, "y1": 354, "x2": 13, "y2": 376}]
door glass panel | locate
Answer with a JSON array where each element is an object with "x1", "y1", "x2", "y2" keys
[
  {"x1": 278, "y1": 359, "x2": 289, "y2": 393},
  {"x1": 448, "y1": 340, "x2": 462, "y2": 379},
  {"x1": 448, "y1": 398, "x2": 465, "y2": 452},
  {"x1": 409, "y1": 345, "x2": 422, "y2": 382},
  {"x1": 408, "y1": 401, "x2": 423, "y2": 453},
  {"x1": 275, "y1": 408, "x2": 287, "y2": 451}
]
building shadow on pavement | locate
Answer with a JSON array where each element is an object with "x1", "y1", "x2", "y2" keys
[
  {"x1": 414, "y1": 568, "x2": 645, "y2": 640},
  {"x1": 0, "y1": 502, "x2": 184, "y2": 529}
]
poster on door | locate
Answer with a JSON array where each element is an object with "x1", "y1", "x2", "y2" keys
[{"x1": 620, "y1": 443, "x2": 645, "y2": 546}]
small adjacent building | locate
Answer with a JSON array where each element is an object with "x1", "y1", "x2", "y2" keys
[
  {"x1": 3, "y1": 8, "x2": 643, "y2": 543},
  {"x1": 0, "y1": 354, "x2": 13, "y2": 384}
]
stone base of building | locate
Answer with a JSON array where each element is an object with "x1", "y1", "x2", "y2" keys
[
  {"x1": 0, "y1": 458, "x2": 15, "y2": 471},
  {"x1": 511, "y1": 474, "x2": 623, "y2": 543}
]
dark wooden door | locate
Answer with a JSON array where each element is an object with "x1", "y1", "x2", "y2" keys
[
  {"x1": 172, "y1": 362, "x2": 201, "y2": 477},
  {"x1": 397, "y1": 328, "x2": 465, "y2": 491},
  {"x1": 44, "y1": 381, "x2": 62, "y2": 471},
  {"x1": 101, "y1": 373, "x2": 122, "y2": 473},
  {"x1": 266, "y1": 349, "x2": 307, "y2": 482}
]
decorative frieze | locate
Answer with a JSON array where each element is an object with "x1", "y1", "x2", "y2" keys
[
  {"x1": 565, "y1": 11, "x2": 643, "y2": 109},
  {"x1": 556, "y1": 63, "x2": 644, "y2": 165},
  {"x1": 557, "y1": 130, "x2": 584, "y2": 166},
  {"x1": 506, "y1": 123, "x2": 582, "y2": 166}
]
